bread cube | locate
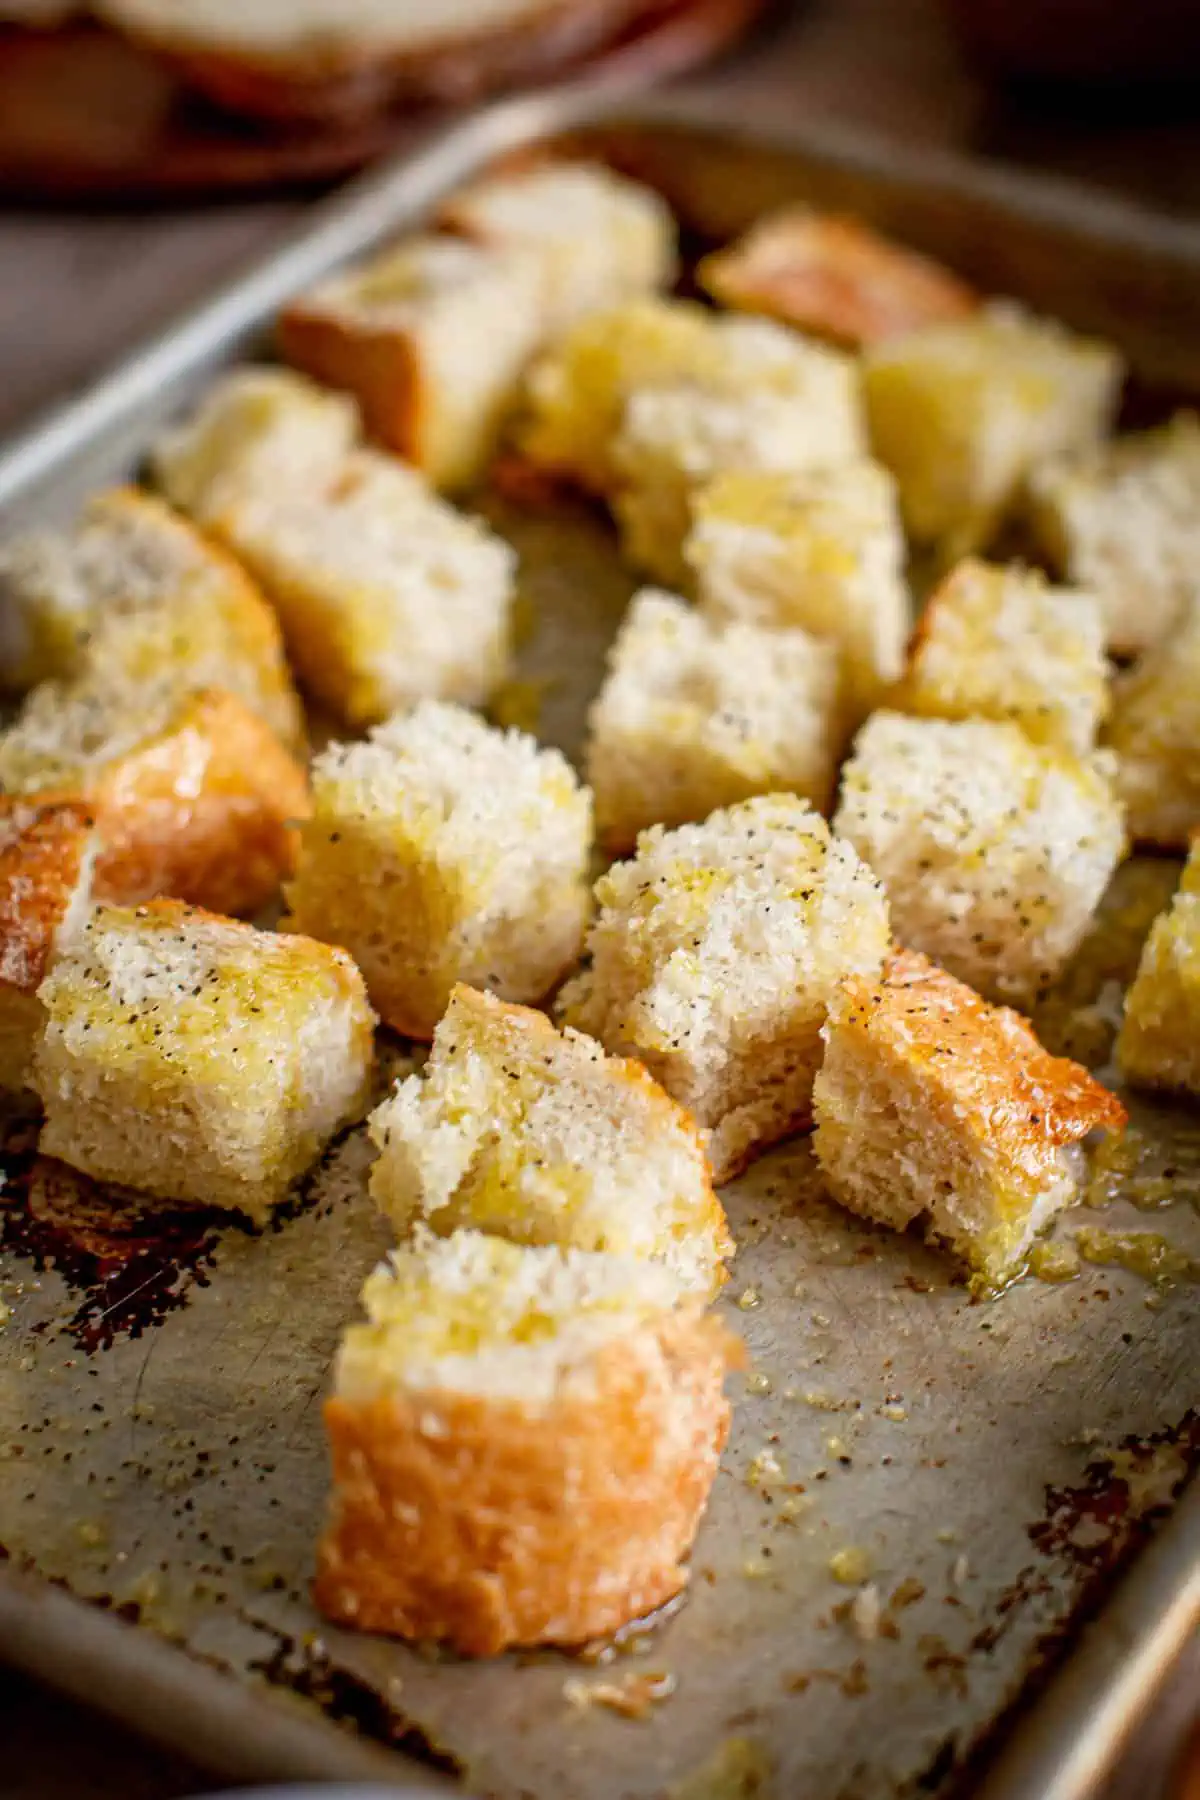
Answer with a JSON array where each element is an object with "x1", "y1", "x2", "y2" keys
[
  {"x1": 1105, "y1": 600, "x2": 1200, "y2": 849},
  {"x1": 279, "y1": 235, "x2": 545, "y2": 491},
  {"x1": 33, "y1": 899, "x2": 375, "y2": 1221},
  {"x1": 813, "y1": 948, "x2": 1126, "y2": 1286},
  {"x1": 1027, "y1": 412, "x2": 1200, "y2": 656},
  {"x1": 0, "y1": 679, "x2": 310, "y2": 917},
  {"x1": 833, "y1": 712, "x2": 1126, "y2": 1005},
  {"x1": 687, "y1": 461, "x2": 911, "y2": 724},
  {"x1": 440, "y1": 160, "x2": 677, "y2": 333},
  {"x1": 558, "y1": 794, "x2": 890, "y2": 1182},
  {"x1": 612, "y1": 342, "x2": 866, "y2": 586},
  {"x1": 1117, "y1": 842, "x2": 1200, "y2": 1095},
  {"x1": 285, "y1": 703, "x2": 591, "y2": 1038},
  {"x1": 0, "y1": 799, "x2": 95, "y2": 1093},
  {"x1": 517, "y1": 299, "x2": 861, "y2": 497},
  {"x1": 898, "y1": 557, "x2": 1109, "y2": 754},
  {"x1": 863, "y1": 302, "x2": 1122, "y2": 554},
  {"x1": 698, "y1": 207, "x2": 978, "y2": 348},
  {"x1": 315, "y1": 1228, "x2": 738, "y2": 1654},
  {"x1": 204, "y1": 447, "x2": 514, "y2": 727},
  {"x1": 153, "y1": 366, "x2": 358, "y2": 527},
  {"x1": 586, "y1": 588, "x2": 843, "y2": 851}
]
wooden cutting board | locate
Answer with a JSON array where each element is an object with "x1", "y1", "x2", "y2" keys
[{"x1": 0, "y1": 0, "x2": 771, "y2": 200}]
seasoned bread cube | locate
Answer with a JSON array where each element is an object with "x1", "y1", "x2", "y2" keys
[
  {"x1": 279, "y1": 235, "x2": 546, "y2": 491},
  {"x1": 698, "y1": 207, "x2": 978, "y2": 348},
  {"x1": 558, "y1": 795, "x2": 890, "y2": 1182},
  {"x1": 368, "y1": 984, "x2": 731, "y2": 1292},
  {"x1": 284, "y1": 703, "x2": 591, "y2": 1038},
  {"x1": 813, "y1": 948, "x2": 1126, "y2": 1286},
  {"x1": 153, "y1": 366, "x2": 358, "y2": 527},
  {"x1": 1117, "y1": 842, "x2": 1200, "y2": 1095},
  {"x1": 315, "y1": 1228, "x2": 738, "y2": 1654},
  {"x1": 440, "y1": 160, "x2": 677, "y2": 333},
  {"x1": 33, "y1": 899, "x2": 375, "y2": 1222},
  {"x1": 612, "y1": 349, "x2": 866, "y2": 586},
  {"x1": 687, "y1": 462, "x2": 910, "y2": 724},
  {"x1": 517, "y1": 299, "x2": 861, "y2": 497},
  {"x1": 0, "y1": 680, "x2": 310, "y2": 917},
  {"x1": 834, "y1": 712, "x2": 1126, "y2": 1005},
  {"x1": 201, "y1": 447, "x2": 514, "y2": 727},
  {"x1": 0, "y1": 488, "x2": 304, "y2": 750},
  {"x1": 1105, "y1": 600, "x2": 1200, "y2": 849},
  {"x1": 1027, "y1": 412, "x2": 1200, "y2": 656},
  {"x1": 586, "y1": 588, "x2": 843, "y2": 851},
  {"x1": 863, "y1": 303, "x2": 1122, "y2": 555},
  {"x1": 898, "y1": 557, "x2": 1109, "y2": 754},
  {"x1": 0, "y1": 799, "x2": 95, "y2": 1093}
]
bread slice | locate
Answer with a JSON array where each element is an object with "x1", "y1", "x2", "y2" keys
[
  {"x1": 585, "y1": 588, "x2": 843, "y2": 852},
  {"x1": 368, "y1": 984, "x2": 731, "y2": 1293},
  {"x1": 1104, "y1": 599, "x2": 1200, "y2": 850},
  {"x1": 33, "y1": 899, "x2": 376, "y2": 1222},
  {"x1": 833, "y1": 711, "x2": 1126, "y2": 1006},
  {"x1": 0, "y1": 679, "x2": 310, "y2": 917},
  {"x1": 284, "y1": 702, "x2": 592, "y2": 1039},
  {"x1": 0, "y1": 799, "x2": 96, "y2": 1094},
  {"x1": 152, "y1": 366, "x2": 358, "y2": 528},
  {"x1": 864, "y1": 302, "x2": 1122, "y2": 556},
  {"x1": 558, "y1": 794, "x2": 890, "y2": 1182},
  {"x1": 687, "y1": 461, "x2": 910, "y2": 727},
  {"x1": 1117, "y1": 841, "x2": 1200, "y2": 1096},
  {"x1": 698, "y1": 207, "x2": 978, "y2": 348},
  {"x1": 440, "y1": 160, "x2": 677, "y2": 334},
  {"x1": 1026, "y1": 411, "x2": 1200, "y2": 657},
  {"x1": 813, "y1": 948, "x2": 1126, "y2": 1287},
  {"x1": 315, "y1": 1227, "x2": 738, "y2": 1654},
  {"x1": 897, "y1": 557, "x2": 1109, "y2": 754},
  {"x1": 611, "y1": 336, "x2": 866, "y2": 587},
  {"x1": 280, "y1": 236, "x2": 547, "y2": 493}
]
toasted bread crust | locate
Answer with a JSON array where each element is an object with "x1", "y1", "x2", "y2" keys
[
  {"x1": 699, "y1": 210, "x2": 978, "y2": 348},
  {"x1": 315, "y1": 1310, "x2": 738, "y2": 1655},
  {"x1": 277, "y1": 308, "x2": 420, "y2": 466},
  {"x1": 0, "y1": 799, "x2": 94, "y2": 995}
]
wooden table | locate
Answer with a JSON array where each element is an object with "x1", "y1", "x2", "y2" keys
[{"x1": 0, "y1": 0, "x2": 1196, "y2": 1791}]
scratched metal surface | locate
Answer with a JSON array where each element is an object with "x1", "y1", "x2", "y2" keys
[{"x1": 0, "y1": 97, "x2": 1199, "y2": 1800}]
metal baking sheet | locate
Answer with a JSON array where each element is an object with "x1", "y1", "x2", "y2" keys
[{"x1": 1, "y1": 91, "x2": 1199, "y2": 1800}]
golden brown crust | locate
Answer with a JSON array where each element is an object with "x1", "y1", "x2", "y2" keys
[
  {"x1": 277, "y1": 305, "x2": 422, "y2": 466},
  {"x1": 315, "y1": 1310, "x2": 739, "y2": 1655},
  {"x1": 0, "y1": 798, "x2": 94, "y2": 995},
  {"x1": 699, "y1": 210, "x2": 978, "y2": 349}
]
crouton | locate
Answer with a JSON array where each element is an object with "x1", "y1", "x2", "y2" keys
[
  {"x1": 1026, "y1": 411, "x2": 1200, "y2": 656},
  {"x1": 833, "y1": 712, "x2": 1126, "y2": 1005},
  {"x1": 0, "y1": 679, "x2": 310, "y2": 917},
  {"x1": 687, "y1": 462, "x2": 911, "y2": 726},
  {"x1": 516, "y1": 299, "x2": 862, "y2": 496},
  {"x1": 33, "y1": 899, "x2": 375, "y2": 1222},
  {"x1": 698, "y1": 207, "x2": 978, "y2": 348},
  {"x1": 279, "y1": 235, "x2": 546, "y2": 491},
  {"x1": 197, "y1": 446, "x2": 514, "y2": 727},
  {"x1": 152, "y1": 366, "x2": 358, "y2": 527},
  {"x1": 0, "y1": 489, "x2": 304, "y2": 751},
  {"x1": 585, "y1": 588, "x2": 843, "y2": 851},
  {"x1": 368, "y1": 984, "x2": 730, "y2": 1292},
  {"x1": 440, "y1": 160, "x2": 677, "y2": 333},
  {"x1": 612, "y1": 352, "x2": 866, "y2": 587},
  {"x1": 0, "y1": 799, "x2": 96, "y2": 1093},
  {"x1": 863, "y1": 302, "x2": 1122, "y2": 555},
  {"x1": 897, "y1": 557, "x2": 1109, "y2": 754},
  {"x1": 1105, "y1": 599, "x2": 1200, "y2": 849},
  {"x1": 1117, "y1": 841, "x2": 1200, "y2": 1096},
  {"x1": 813, "y1": 948, "x2": 1126, "y2": 1286},
  {"x1": 315, "y1": 1228, "x2": 738, "y2": 1654},
  {"x1": 284, "y1": 703, "x2": 591, "y2": 1038},
  {"x1": 558, "y1": 794, "x2": 890, "y2": 1182}
]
